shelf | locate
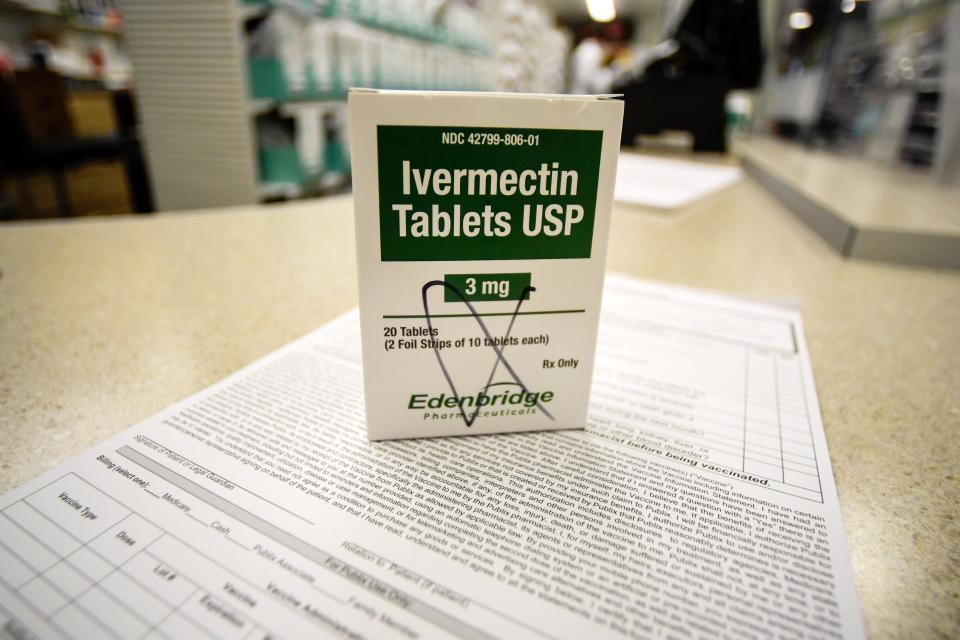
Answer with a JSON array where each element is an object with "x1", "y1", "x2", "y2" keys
[
  {"x1": 259, "y1": 181, "x2": 303, "y2": 200},
  {"x1": 239, "y1": 2, "x2": 489, "y2": 54},
  {"x1": 738, "y1": 136, "x2": 960, "y2": 269},
  {"x1": 902, "y1": 137, "x2": 936, "y2": 152},
  {"x1": 239, "y1": 0, "x2": 322, "y2": 22},
  {"x1": 276, "y1": 99, "x2": 343, "y2": 115},
  {"x1": 0, "y1": 0, "x2": 57, "y2": 16},
  {"x1": 0, "y1": 0, "x2": 123, "y2": 36},
  {"x1": 63, "y1": 19, "x2": 122, "y2": 36},
  {"x1": 249, "y1": 99, "x2": 275, "y2": 115},
  {"x1": 250, "y1": 97, "x2": 346, "y2": 115},
  {"x1": 258, "y1": 171, "x2": 349, "y2": 202},
  {"x1": 911, "y1": 111, "x2": 940, "y2": 126}
]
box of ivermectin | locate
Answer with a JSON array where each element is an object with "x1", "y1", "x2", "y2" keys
[{"x1": 349, "y1": 89, "x2": 623, "y2": 440}]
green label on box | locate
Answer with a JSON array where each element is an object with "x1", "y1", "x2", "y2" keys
[
  {"x1": 444, "y1": 273, "x2": 532, "y2": 302},
  {"x1": 377, "y1": 126, "x2": 602, "y2": 261}
]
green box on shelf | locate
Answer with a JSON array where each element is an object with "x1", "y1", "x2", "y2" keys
[
  {"x1": 324, "y1": 139, "x2": 349, "y2": 175},
  {"x1": 249, "y1": 57, "x2": 289, "y2": 99},
  {"x1": 259, "y1": 145, "x2": 305, "y2": 184},
  {"x1": 304, "y1": 62, "x2": 320, "y2": 98},
  {"x1": 248, "y1": 57, "x2": 322, "y2": 100},
  {"x1": 318, "y1": 0, "x2": 338, "y2": 18}
]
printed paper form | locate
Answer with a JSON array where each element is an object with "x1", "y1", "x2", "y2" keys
[
  {"x1": 614, "y1": 154, "x2": 742, "y2": 210},
  {"x1": 0, "y1": 275, "x2": 865, "y2": 639}
]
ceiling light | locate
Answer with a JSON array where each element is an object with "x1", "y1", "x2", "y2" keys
[
  {"x1": 586, "y1": 0, "x2": 616, "y2": 23},
  {"x1": 789, "y1": 10, "x2": 813, "y2": 29},
  {"x1": 842, "y1": 0, "x2": 856, "y2": 13}
]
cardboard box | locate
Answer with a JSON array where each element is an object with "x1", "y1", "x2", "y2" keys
[
  {"x1": 68, "y1": 91, "x2": 118, "y2": 137},
  {"x1": 349, "y1": 90, "x2": 623, "y2": 439},
  {"x1": 4, "y1": 161, "x2": 131, "y2": 219},
  {"x1": 4, "y1": 70, "x2": 74, "y2": 143}
]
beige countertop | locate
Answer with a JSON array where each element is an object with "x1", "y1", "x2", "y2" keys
[
  {"x1": 1, "y1": 177, "x2": 958, "y2": 638},
  {"x1": 738, "y1": 137, "x2": 960, "y2": 236}
]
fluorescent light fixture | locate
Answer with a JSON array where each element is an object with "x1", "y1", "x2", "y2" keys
[
  {"x1": 586, "y1": 0, "x2": 616, "y2": 23},
  {"x1": 788, "y1": 10, "x2": 813, "y2": 29},
  {"x1": 841, "y1": 0, "x2": 856, "y2": 12}
]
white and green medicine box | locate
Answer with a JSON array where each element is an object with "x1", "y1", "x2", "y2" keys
[{"x1": 349, "y1": 89, "x2": 623, "y2": 440}]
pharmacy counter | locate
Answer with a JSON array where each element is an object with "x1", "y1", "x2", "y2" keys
[
  {"x1": 738, "y1": 137, "x2": 960, "y2": 268},
  {"x1": 1, "y1": 179, "x2": 958, "y2": 638}
]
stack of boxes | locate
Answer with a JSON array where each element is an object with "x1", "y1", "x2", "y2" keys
[
  {"x1": 489, "y1": 0, "x2": 569, "y2": 94},
  {"x1": 243, "y1": 0, "x2": 494, "y2": 196}
]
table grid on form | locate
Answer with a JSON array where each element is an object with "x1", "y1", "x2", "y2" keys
[
  {"x1": 593, "y1": 287, "x2": 822, "y2": 502},
  {"x1": 0, "y1": 473, "x2": 276, "y2": 640}
]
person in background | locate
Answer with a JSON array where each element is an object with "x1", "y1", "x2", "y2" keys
[{"x1": 569, "y1": 23, "x2": 614, "y2": 94}]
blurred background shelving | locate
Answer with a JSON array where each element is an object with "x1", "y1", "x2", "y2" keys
[
  {"x1": 241, "y1": 0, "x2": 495, "y2": 201},
  {"x1": 115, "y1": 0, "x2": 571, "y2": 210},
  {"x1": 0, "y1": 0, "x2": 147, "y2": 220},
  {"x1": 755, "y1": 0, "x2": 959, "y2": 184},
  {"x1": 0, "y1": 0, "x2": 129, "y2": 84},
  {"x1": 2, "y1": 0, "x2": 958, "y2": 219}
]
